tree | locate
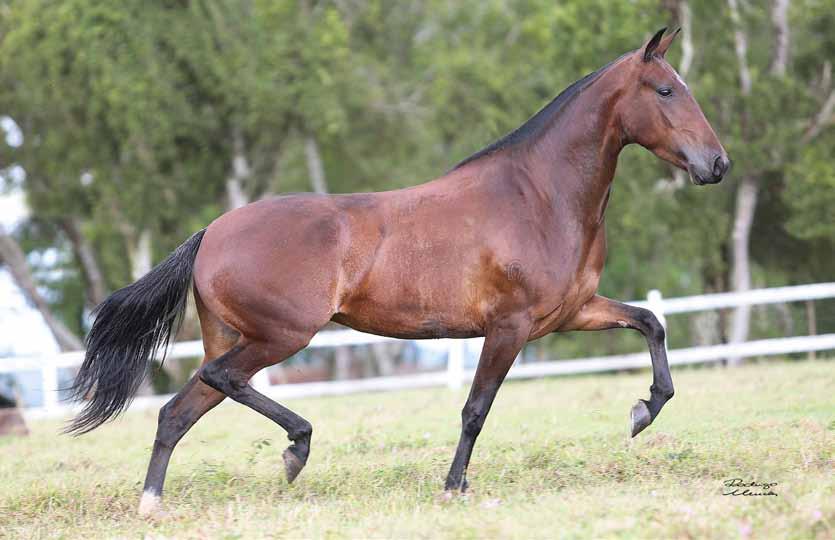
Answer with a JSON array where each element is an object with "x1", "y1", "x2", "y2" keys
[{"x1": 1, "y1": 0, "x2": 833, "y2": 369}]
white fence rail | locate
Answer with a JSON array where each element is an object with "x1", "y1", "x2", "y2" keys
[{"x1": 2, "y1": 282, "x2": 833, "y2": 419}]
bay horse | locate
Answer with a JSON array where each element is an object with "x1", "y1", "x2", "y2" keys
[{"x1": 68, "y1": 28, "x2": 729, "y2": 515}]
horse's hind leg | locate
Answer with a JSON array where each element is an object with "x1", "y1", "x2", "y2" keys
[
  {"x1": 198, "y1": 334, "x2": 314, "y2": 483},
  {"x1": 139, "y1": 295, "x2": 235, "y2": 516},
  {"x1": 561, "y1": 294, "x2": 674, "y2": 437},
  {"x1": 140, "y1": 375, "x2": 225, "y2": 515}
]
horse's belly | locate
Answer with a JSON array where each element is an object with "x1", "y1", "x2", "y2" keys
[
  {"x1": 331, "y1": 311, "x2": 482, "y2": 339},
  {"x1": 333, "y1": 263, "x2": 485, "y2": 339},
  {"x1": 333, "y1": 231, "x2": 496, "y2": 338}
]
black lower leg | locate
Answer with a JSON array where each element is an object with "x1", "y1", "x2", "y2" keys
[
  {"x1": 199, "y1": 344, "x2": 313, "y2": 482},
  {"x1": 560, "y1": 296, "x2": 675, "y2": 438},
  {"x1": 444, "y1": 384, "x2": 499, "y2": 491},
  {"x1": 141, "y1": 375, "x2": 224, "y2": 511},
  {"x1": 143, "y1": 442, "x2": 173, "y2": 499},
  {"x1": 629, "y1": 309, "x2": 675, "y2": 437},
  {"x1": 444, "y1": 319, "x2": 529, "y2": 492}
]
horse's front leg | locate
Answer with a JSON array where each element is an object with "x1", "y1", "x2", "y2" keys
[
  {"x1": 444, "y1": 314, "x2": 532, "y2": 492},
  {"x1": 561, "y1": 295, "x2": 674, "y2": 437}
]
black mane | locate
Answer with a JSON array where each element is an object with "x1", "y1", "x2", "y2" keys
[{"x1": 453, "y1": 55, "x2": 626, "y2": 170}]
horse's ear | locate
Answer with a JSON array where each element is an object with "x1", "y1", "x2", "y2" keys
[
  {"x1": 643, "y1": 27, "x2": 667, "y2": 62},
  {"x1": 655, "y1": 27, "x2": 681, "y2": 58}
]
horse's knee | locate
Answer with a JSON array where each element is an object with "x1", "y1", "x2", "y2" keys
[{"x1": 632, "y1": 308, "x2": 665, "y2": 343}]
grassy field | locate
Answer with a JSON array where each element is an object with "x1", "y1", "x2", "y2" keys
[{"x1": 1, "y1": 359, "x2": 833, "y2": 539}]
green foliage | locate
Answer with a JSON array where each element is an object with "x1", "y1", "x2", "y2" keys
[
  {"x1": 1, "y1": 0, "x2": 833, "y2": 352},
  {"x1": 785, "y1": 142, "x2": 835, "y2": 240}
]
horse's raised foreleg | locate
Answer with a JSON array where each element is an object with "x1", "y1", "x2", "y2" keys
[
  {"x1": 198, "y1": 338, "x2": 314, "y2": 484},
  {"x1": 561, "y1": 294, "x2": 674, "y2": 437},
  {"x1": 444, "y1": 315, "x2": 532, "y2": 492}
]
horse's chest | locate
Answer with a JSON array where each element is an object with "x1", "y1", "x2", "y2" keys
[{"x1": 527, "y1": 226, "x2": 606, "y2": 336}]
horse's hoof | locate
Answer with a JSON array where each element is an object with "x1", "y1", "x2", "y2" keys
[
  {"x1": 439, "y1": 485, "x2": 469, "y2": 502},
  {"x1": 283, "y1": 447, "x2": 306, "y2": 483},
  {"x1": 443, "y1": 476, "x2": 468, "y2": 493},
  {"x1": 630, "y1": 400, "x2": 652, "y2": 438},
  {"x1": 137, "y1": 490, "x2": 162, "y2": 517}
]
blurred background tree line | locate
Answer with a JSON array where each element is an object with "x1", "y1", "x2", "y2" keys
[{"x1": 0, "y1": 0, "x2": 833, "y2": 381}]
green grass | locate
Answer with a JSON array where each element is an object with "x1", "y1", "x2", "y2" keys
[{"x1": 2, "y1": 360, "x2": 833, "y2": 539}]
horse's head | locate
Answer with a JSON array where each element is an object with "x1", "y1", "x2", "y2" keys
[{"x1": 619, "y1": 28, "x2": 730, "y2": 185}]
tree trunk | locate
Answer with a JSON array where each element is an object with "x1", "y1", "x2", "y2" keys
[
  {"x1": 726, "y1": 0, "x2": 792, "y2": 365},
  {"x1": 774, "y1": 301, "x2": 794, "y2": 336},
  {"x1": 226, "y1": 129, "x2": 251, "y2": 210},
  {"x1": 0, "y1": 225, "x2": 83, "y2": 351},
  {"x1": 677, "y1": 0, "x2": 694, "y2": 77},
  {"x1": 802, "y1": 86, "x2": 835, "y2": 143},
  {"x1": 128, "y1": 229, "x2": 152, "y2": 282},
  {"x1": 769, "y1": 0, "x2": 790, "y2": 77},
  {"x1": 60, "y1": 217, "x2": 107, "y2": 307},
  {"x1": 691, "y1": 309, "x2": 721, "y2": 346},
  {"x1": 672, "y1": 0, "x2": 694, "y2": 188},
  {"x1": 304, "y1": 134, "x2": 329, "y2": 194},
  {"x1": 728, "y1": 174, "x2": 758, "y2": 364},
  {"x1": 727, "y1": 0, "x2": 753, "y2": 95}
]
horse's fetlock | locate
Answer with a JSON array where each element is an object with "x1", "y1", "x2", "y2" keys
[
  {"x1": 651, "y1": 384, "x2": 674, "y2": 402},
  {"x1": 290, "y1": 420, "x2": 312, "y2": 442}
]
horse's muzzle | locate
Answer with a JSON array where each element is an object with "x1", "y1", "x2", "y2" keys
[{"x1": 689, "y1": 154, "x2": 731, "y2": 185}]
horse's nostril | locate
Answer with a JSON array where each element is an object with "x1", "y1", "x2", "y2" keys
[{"x1": 712, "y1": 155, "x2": 727, "y2": 179}]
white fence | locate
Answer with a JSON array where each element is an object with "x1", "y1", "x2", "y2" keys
[{"x1": 2, "y1": 282, "x2": 834, "y2": 419}]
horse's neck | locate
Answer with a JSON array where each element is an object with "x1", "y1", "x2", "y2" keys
[{"x1": 523, "y1": 78, "x2": 625, "y2": 223}]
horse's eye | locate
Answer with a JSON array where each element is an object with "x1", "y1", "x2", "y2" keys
[{"x1": 657, "y1": 87, "x2": 673, "y2": 97}]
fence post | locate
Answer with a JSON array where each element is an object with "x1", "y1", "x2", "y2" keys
[
  {"x1": 41, "y1": 362, "x2": 59, "y2": 412},
  {"x1": 447, "y1": 339, "x2": 465, "y2": 390},
  {"x1": 646, "y1": 289, "x2": 667, "y2": 335}
]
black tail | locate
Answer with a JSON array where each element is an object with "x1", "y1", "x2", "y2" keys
[{"x1": 66, "y1": 229, "x2": 206, "y2": 435}]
